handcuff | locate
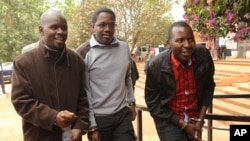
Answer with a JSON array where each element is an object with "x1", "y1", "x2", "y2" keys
[{"x1": 181, "y1": 118, "x2": 205, "y2": 130}]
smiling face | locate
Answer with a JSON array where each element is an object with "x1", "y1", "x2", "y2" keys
[
  {"x1": 39, "y1": 10, "x2": 68, "y2": 50},
  {"x1": 167, "y1": 26, "x2": 196, "y2": 64},
  {"x1": 92, "y1": 12, "x2": 115, "y2": 45}
]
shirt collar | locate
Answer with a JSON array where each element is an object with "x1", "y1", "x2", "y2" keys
[
  {"x1": 90, "y1": 34, "x2": 119, "y2": 48},
  {"x1": 171, "y1": 52, "x2": 194, "y2": 68}
]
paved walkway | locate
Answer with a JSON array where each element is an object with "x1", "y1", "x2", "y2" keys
[
  {"x1": 1, "y1": 58, "x2": 250, "y2": 141},
  {"x1": 0, "y1": 85, "x2": 231, "y2": 141},
  {"x1": 0, "y1": 90, "x2": 230, "y2": 141}
]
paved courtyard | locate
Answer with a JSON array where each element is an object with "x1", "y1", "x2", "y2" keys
[
  {"x1": 0, "y1": 83, "x2": 230, "y2": 141},
  {"x1": 2, "y1": 59, "x2": 250, "y2": 141}
]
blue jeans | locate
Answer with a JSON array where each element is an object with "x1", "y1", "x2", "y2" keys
[
  {"x1": 95, "y1": 107, "x2": 136, "y2": 141},
  {"x1": 153, "y1": 117, "x2": 191, "y2": 141}
]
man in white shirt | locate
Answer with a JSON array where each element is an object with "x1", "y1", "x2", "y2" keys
[{"x1": 218, "y1": 37, "x2": 227, "y2": 59}]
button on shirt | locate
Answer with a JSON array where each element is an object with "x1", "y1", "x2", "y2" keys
[{"x1": 169, "y1": 53, "x2": 198, "y2": 122}]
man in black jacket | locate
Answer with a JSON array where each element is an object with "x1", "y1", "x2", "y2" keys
[{"x1": 145, "y1": 21, "x2": 215, "y2": 141}]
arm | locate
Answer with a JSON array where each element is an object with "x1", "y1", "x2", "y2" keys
[
  {"x1": 85, "y1": 66, "x2": 96, "y2": 129},
  {"x1": 71, "y1": 60, "x2": 90, "y2": 133},
  {"x1": 132, "y1": 59, "x2": 139, "y2": 80},
  {"x1": 84, "y1": 62, "x2": 102, "y2": 141},
  {"x1": 201, "y1": 49, "x2": 215, "y2": 107},
  {"x1": 145, "y1": 63, "x2": 180, "y2": 125},
  {"x1": 194, "y1": 49, "x2": 215, "y2": 139},
  {"x1": 183, "y1": 48, "x2": 215, "y2": 140},
  {"x1": 126, "y1": 59, "x2": 137, "y2": 121}
]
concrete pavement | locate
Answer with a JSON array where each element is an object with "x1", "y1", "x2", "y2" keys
[
  {"x1": 0, "y1": 84, "x2": 230, "y2": 141},
  {"x1": 1, "y1": 59, "x2": 250, "y2": 141}
]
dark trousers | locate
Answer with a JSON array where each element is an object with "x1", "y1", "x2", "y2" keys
[
  {"x1": 219, "y1": 45, "x2": 226, "y2": 59},
  {"x1": 153, "y1": 117, "x2": 193, "y2": 141},
  {"x1": 95, "y1": 107, "x2": 136, "y2": 141}
]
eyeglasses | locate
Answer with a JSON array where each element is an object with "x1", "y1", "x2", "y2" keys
[{"x1": 95, "y1": 23, "x2": 117, "y2": 29}]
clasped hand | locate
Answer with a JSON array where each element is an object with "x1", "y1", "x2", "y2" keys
[
  {"x1": 56, "y1": 110, "x2": 77, "y2": 128},
  {"x1": 184, "y1": 122, "x2": 203, "y2": 141}
]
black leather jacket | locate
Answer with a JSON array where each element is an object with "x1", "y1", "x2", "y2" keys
[{"x1": 145, "y1": 45, "x2": 215, "y2": 125}]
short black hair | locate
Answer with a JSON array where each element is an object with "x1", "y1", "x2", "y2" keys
[
  {"x1": 91, "y1": 7, "x2": 116, "y2": 24},
  {"x1": 167, "y1": 21, "x2": 193, "y2": 40}
]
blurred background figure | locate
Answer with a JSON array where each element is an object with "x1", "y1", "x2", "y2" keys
[
  {"x1": 130, "y1": 57, "x2": 139, "y2": 91},
  {"x1": 144, "y1": 50, "x2": 155, "y2": 74},
  {"x1": 219, "y1": 36, "x2": 227, "y2": 59},
  {"x1": 136, "y1": 47, "x2": 142, "y2": 62},
  {"x1": 0, "y1": 61, "x2": 6, "y2": 94}
]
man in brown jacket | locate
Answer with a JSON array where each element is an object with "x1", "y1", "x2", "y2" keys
[{"x1": 11, "y1": 9, "x2": 89, "y2": 141}]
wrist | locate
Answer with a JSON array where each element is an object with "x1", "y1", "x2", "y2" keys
[
  {"x1": 190, "y1": 118, "x2": 205, "y2": 124},
  {"x1": 181, "y1": 122, "x2": 188, "y2": 130},
  {"x1": 88, "y1": 126, "x2": 98, "y2": 133},
  {"x1": 127, "y1": 102, "x2": 136, "y2": 106}
]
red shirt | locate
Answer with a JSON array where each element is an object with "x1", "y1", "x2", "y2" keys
[{"x1": 169, "y1": 53, "x2": 198, "y2": 121}]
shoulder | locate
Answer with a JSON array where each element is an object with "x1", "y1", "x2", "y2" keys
[
  {"x1": 117, "y1": 40, "x2": 130, "y2": 54},
  {"x1": 118, "y1": 40, "x2": 129, "y2": 47},
  {"x1": 14, "y1": 49, "x2": 38, "y2": 69},
  {"x1": 76, "y1": 41, "x2": 90, "y2": 51},
  {"x1": 193, "y1": 44, "x2": 210, "y2": 56},
  {"x1": 193, "y1": 44, "x2": 212, "y2": 62},
  {"x1": 149, "y1": 49, "x2": 170, "y2": 71},
  {"x1": 22, "y1": 42, "x2": 39, "y2": 54},
  {"x1": 67, "y1": 48, "x2": 80, "y2": 56},
  {"x1": 66, "y1": 48, "x2": 84, "y2": 62},
  {"x1": 76, "y1": 41, "x2": 91, "y2": 58},
  {"x1": 151, "y1": 49, "x2": 169, "y2": 63}
]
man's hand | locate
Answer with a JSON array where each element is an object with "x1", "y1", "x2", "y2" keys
[
  {"x1": 179, "y1": 119, "x2": 203, "y2": 141},
  {"x1": 194, "y1": 121, "x2": 204, "y2": 140},
  {"x1": 55, "y1": 110, "x2": 77, "y2": 128},
  {"x1": 185, "y1": 123, "x2": 202, "y2": 141},
  {"x1": 88, "y1": 130, "x2": 100, "y2": 141},
  {"x1": 127, "y1": 105, "x2": 137, "y2": 121}
]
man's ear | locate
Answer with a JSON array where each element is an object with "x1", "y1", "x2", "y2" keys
[
  {"x1": 39, "y1": 26, "x2": 43, "y2": 35},
  {"x1": 91, "y1": 24, "x2": 95, "y2": 31},
  {"x1": 166, "y1": 40, "x2": 169, "y2": 46}
]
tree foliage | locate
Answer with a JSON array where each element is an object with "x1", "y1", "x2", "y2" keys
[
  {"x1": 1, "y1": 0, "x2": 175, "y2": 61},
  {"x1": 0, "y1": 0, "x2": 48, "y2": 61},
  {"x1": 67, "y1": 0, "x2": 175, "y2": 51},
  {"x1": 183, "y1": 0, "x2": 250, "y2": 41}
]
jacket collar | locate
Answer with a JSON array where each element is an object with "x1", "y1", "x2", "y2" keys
[
  {"x1": 38, "y1": 41, "x2": 70, "y2": 66},
  {"x1": 159, "y1": 49, "x2": 172, "y2": 72},
  {"x1": 160, "y1": 49, "x2": 196, "y2": 72}
]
